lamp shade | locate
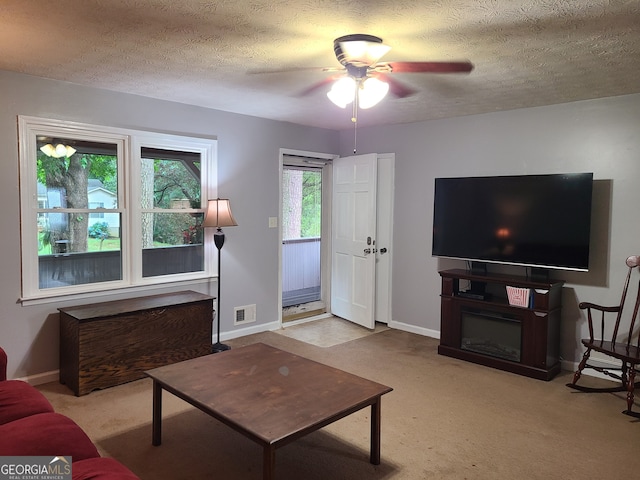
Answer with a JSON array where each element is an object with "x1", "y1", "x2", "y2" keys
[{"x1": 202, "y1": 198, "x2": 237, "y2": 228}]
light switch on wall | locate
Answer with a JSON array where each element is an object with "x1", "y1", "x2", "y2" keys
[{"x1": 268, "y1": 217, "x2": 278, "y2": 228}]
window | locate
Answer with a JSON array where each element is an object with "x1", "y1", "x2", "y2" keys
[
  {"x1": 136, "y1": 147, "x2": 206, "y2": 278},
  {"x1": 19, "y1": 116, "x2": 217, "y2": 301}
]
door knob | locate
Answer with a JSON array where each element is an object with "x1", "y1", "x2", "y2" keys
[
  {"x1": 364, "y1": 248, "x2": 372, "y2": 255},
  {"x1": 380, "y1": 248, "x2": 388, "y2": 254}
]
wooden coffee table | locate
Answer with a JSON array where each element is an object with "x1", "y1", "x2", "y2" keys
[{"x1": 145, "y1": 342, "x2": 393, "y2": 480}]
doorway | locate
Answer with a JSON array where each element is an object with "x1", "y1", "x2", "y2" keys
[
  {"x1": 281, "y1": 153, "x2": 332, "y2": 322},
  {"x1": 279, "y1": 150, "x2": 394, "y2": 328}
]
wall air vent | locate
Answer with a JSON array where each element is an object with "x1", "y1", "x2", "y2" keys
[{"x1": 234, "y1": 304, "x2": 256, "y2": 325}]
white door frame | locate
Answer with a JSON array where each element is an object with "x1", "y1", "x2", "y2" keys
[{"x1": 375, "y1": 153, "x2": 394, "y2": 325}]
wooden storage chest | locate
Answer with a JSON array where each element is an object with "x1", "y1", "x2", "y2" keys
[{"x1": 59, "y1": 290, "x2": 213, "y2": 396}]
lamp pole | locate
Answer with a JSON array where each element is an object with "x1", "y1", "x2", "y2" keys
[{"x1": 213, "y1": 227, "x2": 230, "y2": 353}]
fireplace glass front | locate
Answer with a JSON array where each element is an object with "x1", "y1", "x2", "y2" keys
[{"x1": 460, "y1": 308, "x2": 521, "y2": 362}]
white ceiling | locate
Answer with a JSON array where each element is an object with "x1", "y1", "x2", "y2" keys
[{"x1": 1, "y1": 0, "x2": 638, "y2": 130}]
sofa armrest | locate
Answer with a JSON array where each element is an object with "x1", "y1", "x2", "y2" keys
[
  {"x1": 0, "y1": 412, "x2": 100, "y2": 460},
  {"x1": 0, "y1": 380, "x2": 55, "y2": 425},
  {"x1": 0, "y1": 347, "x2": 7, "y2": 382}
]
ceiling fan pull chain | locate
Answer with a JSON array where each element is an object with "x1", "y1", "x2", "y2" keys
[
  {"x1": 353, "y1": 120, "x2": 357, "y2": 154},
  {"x1": 352, "y1": 93, "x2": 358, "y2": 153}
]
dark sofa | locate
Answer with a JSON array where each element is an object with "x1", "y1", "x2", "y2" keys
[{"x1": 0, "y1": 346, "x2": 140, "y2": 479}]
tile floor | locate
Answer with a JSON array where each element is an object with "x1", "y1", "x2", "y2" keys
[{"x1": 276, "y1": 316, "x2": 389, "y2": 347}]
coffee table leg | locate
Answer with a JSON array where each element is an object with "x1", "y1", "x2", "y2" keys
[
  {"x1": 152, "y1": 380, "x2": 163, "y2": 446},
  {"x1": 263, "y1": 445, "x2": 275, "y2": 480},
  {"x1": 370, "y1": 396, "x2": 381, "y2": 465}
]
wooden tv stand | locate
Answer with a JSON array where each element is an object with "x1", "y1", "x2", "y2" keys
[{"x1": 438, "y1": 269, "x2": 564, "y2": 381}]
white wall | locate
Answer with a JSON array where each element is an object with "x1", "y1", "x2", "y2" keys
[
  {"x1": 2, "y1": 66, "x2": 638, "y2": 380},
  {"x1": 341, "y1": 93, "x2": 640, "y2": 367},
  {"x1": 0, "y1": 70, "x2": 338, "y2": 380}
]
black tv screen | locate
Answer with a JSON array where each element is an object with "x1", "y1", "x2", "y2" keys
[{"x1": 432, "y1": 173, "x2": 593, "y2": 271}]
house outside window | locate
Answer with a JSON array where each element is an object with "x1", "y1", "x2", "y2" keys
[{"x1": 18, "y1": 116, "x2": 218, "y2": 301}]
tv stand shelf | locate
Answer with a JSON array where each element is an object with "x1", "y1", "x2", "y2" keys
[{"x1": 438, "y1": 269, "x2": 564, "y2": 380}]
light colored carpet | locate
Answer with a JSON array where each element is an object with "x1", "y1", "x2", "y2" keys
[
  {"x1": 37, "y1": 328, "x2": 640, "y2": 480},
  {"x1": 276, "y1": 316, "x2": 389, "y2": 347}
]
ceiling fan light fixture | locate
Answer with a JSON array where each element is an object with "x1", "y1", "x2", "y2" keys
[
  {"x1": 339, "y1": 40, "x2": 391, "y2": 67},
  {"x1": 358, "y1": 77, "x2": 389, "y2": 109},
  {"x1": 327, "y1": 76, "x2": 356, "y2": 108}
]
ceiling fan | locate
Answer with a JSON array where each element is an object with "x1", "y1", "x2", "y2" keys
[
  {"x1": 254, "y1": 34, "x2": 473, "y2": 152},
  {"x1": 298, "y1": 34, "x2": 474, "y2": 104}
]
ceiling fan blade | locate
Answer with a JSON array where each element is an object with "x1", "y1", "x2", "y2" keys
[
  {"x1": 247, "y1": 66, "x2": 343, "y2": 75},
  {"x1": 375, "y1": 73, "x2": 416, "y2": 98},
  {"x1": 385, "y1": 61, "x2": 474, "y2": 74},
  {"x1": 296, "y1": 76, "x2": 339, "y2": 97}
]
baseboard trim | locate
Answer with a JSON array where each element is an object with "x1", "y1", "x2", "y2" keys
[
  {"x1": 18, "y1": 323, "x2": 611, "y2": 386},
  {"x1": 17, "y1": 370, "x2": 59, "y2": 387},
  {"x1": 389, "y1": 320, "x2": 440, "y2": 339},
  {"x1": 221, "y1": 319, "x2": 281, "y2": 341}
]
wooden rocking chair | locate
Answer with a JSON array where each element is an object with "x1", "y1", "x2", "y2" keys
[{"x1": 566, "y1": 255, "x2": 640, "y2": 417}]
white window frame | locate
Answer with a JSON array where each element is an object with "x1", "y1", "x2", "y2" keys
[{"x1": 18, "y1": 116, "x2": 218, "y2": 303}]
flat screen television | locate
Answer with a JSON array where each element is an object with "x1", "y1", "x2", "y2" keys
[{"x1": 432, "y1": 173, "x2": 594, "y2": 272}]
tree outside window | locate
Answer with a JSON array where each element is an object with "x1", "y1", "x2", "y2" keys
[{"x1": 282, "y1": 168, "x2": 321, "y2": 240}]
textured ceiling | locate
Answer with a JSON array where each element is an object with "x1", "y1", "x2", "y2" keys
[{"x1": 1, "y1": 0, "x2": 639, "y2": 130}]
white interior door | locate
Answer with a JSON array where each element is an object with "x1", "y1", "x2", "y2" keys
[{"x1": 330, "y1": 153, "x2": 377, "y2": 329}]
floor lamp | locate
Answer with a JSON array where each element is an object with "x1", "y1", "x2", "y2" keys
[{"x1": 203, "y1": 198, "x2": 237, "y2": 353}]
